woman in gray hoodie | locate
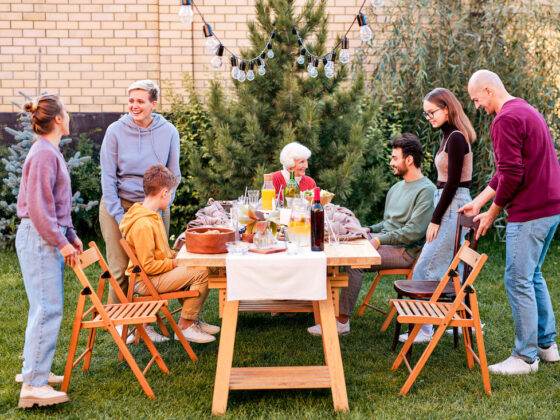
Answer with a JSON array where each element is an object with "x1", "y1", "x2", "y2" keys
[{"x1": 99, "y1": 80, "x2": 181, "y2": 311}]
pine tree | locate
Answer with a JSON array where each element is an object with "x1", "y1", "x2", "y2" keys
[
  {"x1": 188, "y1": 0, "x2": 384, "y2": 219},
  {"x1": 0, "y1": 92, "x2": 98, "y2": 246}
]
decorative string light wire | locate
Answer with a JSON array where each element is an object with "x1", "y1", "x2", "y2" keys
[
  {"x1": 179, "y1": 0, "x2": 275, "y2": 82},
  {"x1": 293, "y1": 0, "x2": 384, "y2": 78},
  {"x1": 178, "y1": 0, "x2": 384, "y2": 82}
]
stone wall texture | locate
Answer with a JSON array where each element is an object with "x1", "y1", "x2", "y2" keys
[{"x1": 0, "y1": 0, "x2": 388, "y2": 112}]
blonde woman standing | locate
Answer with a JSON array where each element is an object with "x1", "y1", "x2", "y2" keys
[{"x1": 16, "y1": 95, "x2": 82, "y2": 408}]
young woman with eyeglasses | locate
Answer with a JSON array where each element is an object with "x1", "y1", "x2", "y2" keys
[{"x1": 400, "y1": 87, "x2": 476, "y2": 343}]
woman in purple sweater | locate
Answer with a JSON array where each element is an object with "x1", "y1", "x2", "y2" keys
[{"x1": 15, "y1": 95, "x2": 82, "y2": 408}]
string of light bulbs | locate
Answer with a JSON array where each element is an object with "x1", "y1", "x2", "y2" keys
[{"x1": 178, "y1": 0, "x2": 385, "y2": 82}]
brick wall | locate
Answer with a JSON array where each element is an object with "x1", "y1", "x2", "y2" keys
[{"x1": 0, "y1": 0, "x2": 386, "y2": 113}]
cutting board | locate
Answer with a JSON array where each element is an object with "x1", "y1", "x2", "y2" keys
[{"x1": 249, "y1": 247, "x2": 287, "y2": 254}]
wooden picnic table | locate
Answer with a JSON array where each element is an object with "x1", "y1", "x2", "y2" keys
[{"x1": 176, "y1": 239, "x2": 380, "y2": 415}]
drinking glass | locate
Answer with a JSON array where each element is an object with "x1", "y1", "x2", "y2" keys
[{"x1": 247, "y1": 190, "x2": 260, "y2": 208}]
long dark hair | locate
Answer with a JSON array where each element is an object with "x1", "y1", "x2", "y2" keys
[{"x1": 424, "y1": 88, "x2": 476, "y2": 143}]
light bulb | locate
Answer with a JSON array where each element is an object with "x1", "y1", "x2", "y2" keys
[
  {"x1": 267, "y1": 49, "x2": 274, "y2": 59},
  {"x1": 325, "y1": 61, "x2": 334, "y2": 72},
  {"x1": 307, "y1": 63, "x2": 314, "y2": 73},
  {"x1": 339, "y1": 49, "x2": 350, "y2": 64},
  {"x1": 205, "y1": 36, "x2": 219, "y2": 54},
  {"x1": 211, "y1": 44, "x2": 224, "y2": 70},
  {"x1": 310, "y1": 68, "x2": 318, "y2": 78},
  {"x1": 360, "y1": 25, "x2": 373, "y2": 42},
  {"x1": 258, "y1": 65, "x2": 266, "y2": 76},
  {"x1": 297, "y1": 55, "x2": 305, "y2": 65},
  {"x1": 325, "y1": 70, "x2": 334, "y2": 79},
  {"x1": 370, "y1": 0, "x2": 385, "y2": 7},
  {"x1": 210, "y1": 55, "x2": 222, "y2": 70},
  {"x1": 231, "y1": 67, "x2": 239, "y2": 80},
  {"x1": 237, "y1": 70, "x2": 246, "y2": 82},
  {"x1": 178, "y1": 1, "x2": 194, "y2": 25},
  {"x1": 247, "y1": 70, "x2": 255, "y2": 81}
]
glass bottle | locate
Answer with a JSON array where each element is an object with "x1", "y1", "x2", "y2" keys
[
  {"x1": 283, "y1": 170, "x2": 300, "y2": 208},
  {"x1": 261, "y1": 173, "x2": 275, "y2": 211},
  {"x1": 310, "y1": 187, "x2": 324, "y2": 251}
]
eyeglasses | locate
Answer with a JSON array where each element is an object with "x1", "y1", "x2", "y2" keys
[{"x1": 423, "y1": 109, "x2": 442, "y2": 120}]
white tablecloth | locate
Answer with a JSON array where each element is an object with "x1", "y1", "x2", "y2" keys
[{"x1": 226, "y1": 249, "x2": 327, "y2": 301}]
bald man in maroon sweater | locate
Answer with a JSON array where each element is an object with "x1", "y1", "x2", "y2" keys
[{"x1": 460, "y1": 70, "x2": 560, "y2": 375}]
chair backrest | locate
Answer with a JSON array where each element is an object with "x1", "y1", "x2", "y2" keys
[
  {"x1": 454, "y1": 213, "x2": 480, "y2": 283},
  {"x1": 430, "y1": 241, "x2": 487, "y2": 306},
  {"x1": 119, "y1": 237, "x2": 163, "y2": 301},
  {"x1": 73, "y1": 242, "x2": 130, "y2": 306},
  {"x1": 454, "y1": 213, "x2": 480, "y2": 253}
]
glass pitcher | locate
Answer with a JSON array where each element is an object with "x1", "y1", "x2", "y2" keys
[{"x1": 287, "y1": 198, "x2": 311, "y2": 248}]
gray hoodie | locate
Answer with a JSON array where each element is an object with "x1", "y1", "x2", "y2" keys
[{"x1": 100, "y1": 113, "x2": 181, "y2": 224}]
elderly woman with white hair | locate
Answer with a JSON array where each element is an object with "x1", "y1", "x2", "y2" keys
[
  {"x1": 99, "y1": 79, "x2": 181, "y2": 318},
  {"x1": 272, "y1": 142, "x2": 316, "y2": 196}
]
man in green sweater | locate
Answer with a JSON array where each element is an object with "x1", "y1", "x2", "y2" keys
[{"x1": 308, "y1": 133, "x2": 435, "y2": 336}]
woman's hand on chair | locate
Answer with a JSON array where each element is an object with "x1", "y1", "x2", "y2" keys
[
  {"x1": 72, "y1": 237, "x2": 83, "y2": 253},
  {"x1": 425, "y1": 223, "x2": 440, "y2": 243},
  {"x1": 60, "y1": 243, "x2": 79, "y2": 267}
]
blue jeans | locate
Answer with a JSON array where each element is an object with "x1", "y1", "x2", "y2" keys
[
  {"x1": 412, "y1": 187, "x2": 472, "y2": 281},
  {"x1": 16, "y1": 219, "x2": 66, "y2": 387},
  {"x1": 505, "y1": 214, "x2": 559, "y2": 363}
]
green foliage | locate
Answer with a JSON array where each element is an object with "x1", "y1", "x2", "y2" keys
[
  {"x1": 163, "y1": 76, "x2": 210, "y2": 233},
  {"x1": 357, "y1": 0, "x2": 560, "y2": 227},
  {"x1": 62, "y1": 131, "x2": 102, "y2": 235},
  {"x1": 186, "y1": 0, "x2": 386, "y2": 223}
]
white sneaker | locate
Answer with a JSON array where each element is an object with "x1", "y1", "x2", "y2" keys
[
  {"x1": 488, "y1": 355, "x2": 539, "y2": 375},
  {"x1": 174, "y1": 323, "x2": 216, "y2": 344},
  {"x1": 115, "y1": 325, "x2": 136, "y2": 344},
  {"x1": 445, "y1": 323, "x2": 485, "y2": 336},
  {"x1": 537, "y1": 343, "x2": 559, "y2": 362},
  {"x1": 15, "y1": 372, "x2": 63, "y2": 385},
  {"x1": 18, "y1": 384, "x2": 69, "y2": 408},
  {"x1": 307, "y1": 319, "x2": 350, "y2": 336},
  {"x1": 144, "y1": 325, "x2": 170, "y2": 343},
  {"x1": 196, "y1": 319, "x2": 220, "y2": 335},
  {"x1": 399, "y1": 330, "x2": 433, "y2": 343}
]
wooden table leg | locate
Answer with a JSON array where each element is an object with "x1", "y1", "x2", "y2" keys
[
  {"x1": 212, "y1": 299, "x2": 239, "y2": 416},
  {"x1": 318, "y1": 296, "x2": 349, "y2": 412}
]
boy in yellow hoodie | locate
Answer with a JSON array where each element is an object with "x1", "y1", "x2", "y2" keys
[{"x1": 119, "y1": 164, "x2": 219, "y2": 344}]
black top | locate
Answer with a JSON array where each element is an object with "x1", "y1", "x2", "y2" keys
[{"x1": 431, "y1": 122, "x2": 471, "y2": 225}]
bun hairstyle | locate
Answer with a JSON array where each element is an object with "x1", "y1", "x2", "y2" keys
[{"x1": 24, "y1": 94, "x2": 64, "y2": 135}]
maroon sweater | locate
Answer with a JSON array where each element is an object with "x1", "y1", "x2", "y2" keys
[
  {"x1": 17, "y1": 137, "x2": 77, "y2": 249},
  {"x1": 489, "y1": 98, "x2": 560, "y2": 222}
]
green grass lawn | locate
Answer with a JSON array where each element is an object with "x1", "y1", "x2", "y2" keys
[{"x1": 1, "y1": 238, "x2": 559, "y2": 419}]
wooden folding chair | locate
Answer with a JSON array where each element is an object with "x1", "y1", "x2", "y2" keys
[
  {"x1": 119, "y1": 237, "x2": 199, "y2": 363},
  {"x1": 381, "y1": 214, "x2": 480, "y2": 349},
  {"x1": 61, "y1": 242, "x2": 170, "y2": 399},
  {"x1": 356, "y1": 253, "x2": 420, "y2": 317},
  {"x1": 386, "y1": 241, "x2": 491, "y2": 396}
]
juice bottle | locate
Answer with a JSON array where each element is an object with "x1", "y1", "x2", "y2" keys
[{"x1": 261, "y1": 173, "x2": 275, "y2": 210}]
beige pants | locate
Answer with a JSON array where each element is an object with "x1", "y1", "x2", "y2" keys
[
  {"x1": 99, "y1": 196, "x2": 171, "y2": 304},
  {"x1": 137, "y1": 267, "x2": 209, "y2": 321}
]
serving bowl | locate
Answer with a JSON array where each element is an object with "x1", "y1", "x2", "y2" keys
[{"x1": 184, "y1": 227, "x2": 235, "y2": 254}]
